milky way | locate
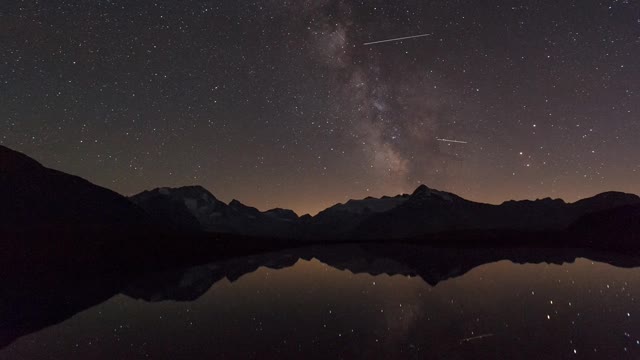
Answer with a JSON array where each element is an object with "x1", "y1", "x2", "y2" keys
[{"x1": 2, "y1": 0, "x2": 639, "y2": 214}]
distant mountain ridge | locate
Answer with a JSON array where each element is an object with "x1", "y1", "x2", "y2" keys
[
  {"x1": 129, "y1": 182, "x2": 640, "y2": 241},
  {"x1": 302, "y1": 194, "x2": 411, "y2": 239},
  {"x1": 353, "y1": 184, "x2": 640, "y2": 240},
  {"x1": 130, "y1": 186, "x2": 299, "y2": 237}
]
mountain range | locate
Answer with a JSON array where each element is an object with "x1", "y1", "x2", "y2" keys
[
  {"x1": 2, "y1": 144, "x2": 640, "y2": 250},
  {"x1": 129, "y1": 186, "x2": 298, "y2": 237},
  {"x1": 129, "y1": 180, "x2": 640, "y2": 243}
]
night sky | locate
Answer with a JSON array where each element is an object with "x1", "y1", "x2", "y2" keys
[{"x1": 2, "y1": 1, "x2": 639, "y2": 215}]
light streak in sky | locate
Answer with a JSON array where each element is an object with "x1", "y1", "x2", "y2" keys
[
  {"x1": 363, "y1": 33, "x2": 432, "y2": 46},
  {"x1": 459, "y1": 333, "x2": 494, "y2": 343},
  {"x1": 436, "y1": 138, "x2": 468, "y2": 144}
]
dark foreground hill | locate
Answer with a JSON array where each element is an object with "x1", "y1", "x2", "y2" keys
[
  {"x1": 2, "y1": 146, "x2": 156, "y2": 274},
  {"x1": 0, "y1": 146, "x2": 297, "y2": 277},
  {"x1": 0, "y1": 145, "x2": 149, "y2": 228}
]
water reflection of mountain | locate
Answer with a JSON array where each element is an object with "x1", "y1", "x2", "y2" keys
[
  {"x1": 123, "y1": 244, "x2": 640, "y2": 302},
  {"x1": 3, "y1": 244, "x2": 640, "y2": 350}
]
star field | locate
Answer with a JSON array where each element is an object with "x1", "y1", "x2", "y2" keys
[{"x1": 2, "y1": 0, "x2": 639, "y2": 214}]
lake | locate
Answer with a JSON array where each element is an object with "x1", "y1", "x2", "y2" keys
[{"x1": 1, "y1": 245, "x2": 639, "y2": 359}]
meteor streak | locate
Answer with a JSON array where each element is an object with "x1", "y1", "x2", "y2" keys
[
  {"x1": 363, "y1": 33, "x2": 432, "y2": 46},
  {"x1": 436, "y1": 138, "x2": 468, "y2": 144},
  {"x1": 459, "y1": 334, "x2": 494, "y2": 343}
]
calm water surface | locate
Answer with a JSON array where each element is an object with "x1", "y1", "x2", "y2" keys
[{"x1": 2, "y1": 246, "x2": 640, "y2": 359}]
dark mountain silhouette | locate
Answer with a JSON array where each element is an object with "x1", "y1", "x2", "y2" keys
[
  {"x1": 352, "y1": 184, "x2": 640, "y2": 240},
  {"x1": 0, "y1": 145, "x2": 169, "y2": 275},
  {"x1": 303, "y1": 194, "x2": 410, "y2": 239},
  {"x1": 127, "y1": 186, "x2": 204, "y2": 231},
  {"x1": 129, "y1": 186, "x2": 229, "y2": 232},
  {"x1": 264, "y1": 208, "x2": 299, "y2": 221},
  {"x1": 130, "y1": 186, "x2": 299, "y2": 237},
  {"x1": 567, "y1": 203, "x2": 640, "y2": 248},
  {"x1": 129, "y1": 182, "x2": 639, "y2": 243},
  {"x1": 0, "y1": 145, "x2": 150, "y2": 229}
]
